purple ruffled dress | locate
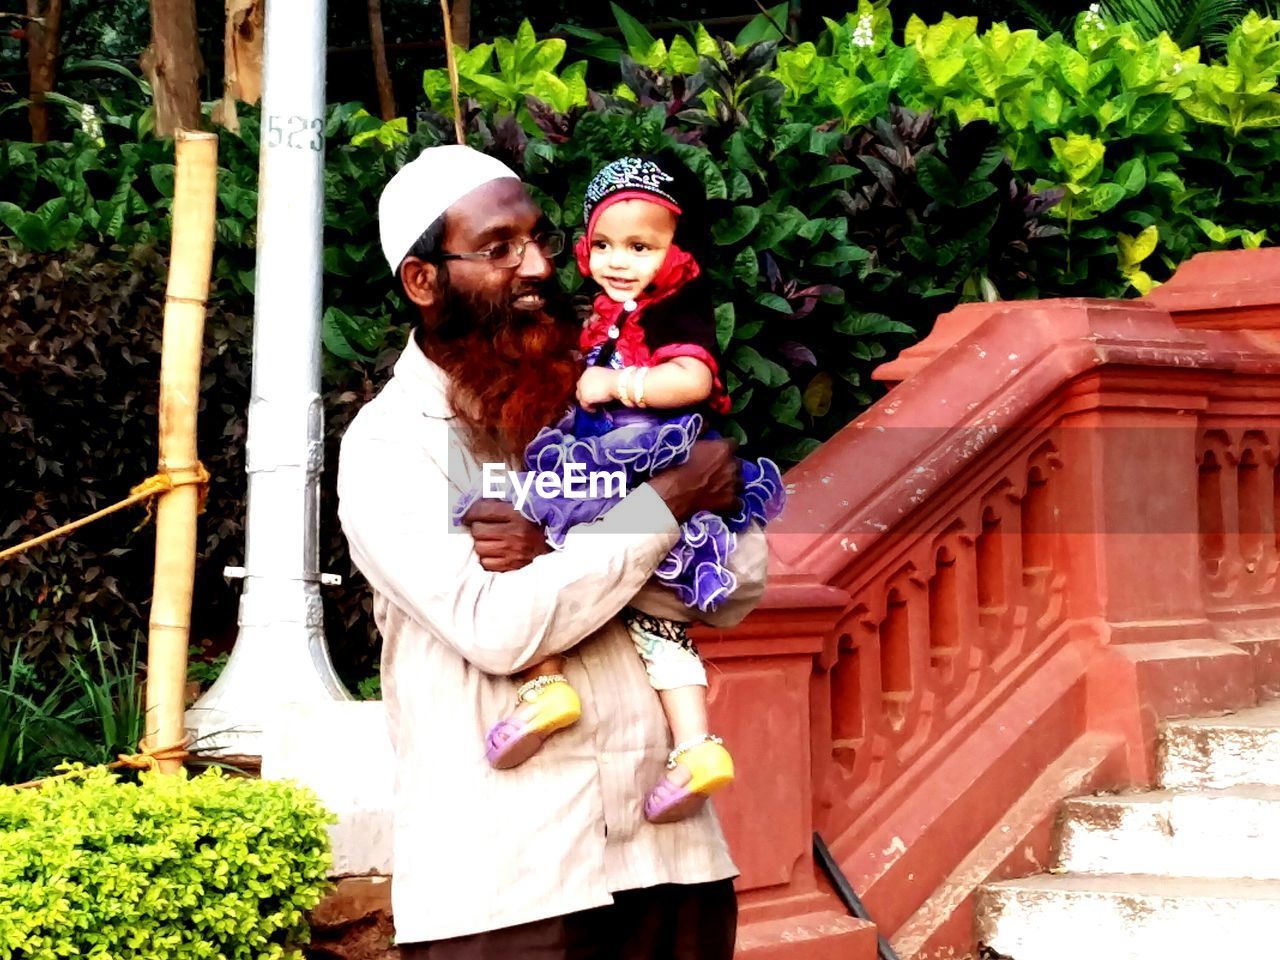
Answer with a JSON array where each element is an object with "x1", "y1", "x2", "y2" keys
[{"x1": 455, "y1": 404, "x2": 785, "y2": 613}]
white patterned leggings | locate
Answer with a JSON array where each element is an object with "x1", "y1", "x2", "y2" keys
[{"x1": 621, "y1": 609, "x2": 707, "y2": 691}]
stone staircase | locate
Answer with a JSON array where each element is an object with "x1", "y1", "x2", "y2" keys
[{"x1": 974, "y1": 700, "x2": 1280, "y2": 959}]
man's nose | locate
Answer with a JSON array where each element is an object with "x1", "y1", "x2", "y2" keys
[{"x1": 516, "y1": 241, "x2": 553, "y2": 280}]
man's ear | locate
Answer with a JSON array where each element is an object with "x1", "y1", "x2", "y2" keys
[{"x1": 399, "y1": 257, "x2": 439, "y2": 309}]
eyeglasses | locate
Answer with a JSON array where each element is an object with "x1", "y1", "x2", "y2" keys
[{"x1": 437, "y1": 232, "x2": 565, "y2": 268}]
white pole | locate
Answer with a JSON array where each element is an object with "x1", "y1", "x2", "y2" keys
[{"x1": 189, "y1": 0, "x2": 350, "y2": 757}]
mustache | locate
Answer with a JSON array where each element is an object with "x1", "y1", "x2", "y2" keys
[{"x1": 510, "y1": 280, "x2": 555, "y2": 308}]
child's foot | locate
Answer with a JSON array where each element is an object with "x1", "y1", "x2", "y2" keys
[
  {"x1": 643, "y1": 734, "x2": 734, "y2": 823},
  {"x1": 485, "y1": 674, "x2": 581, "y2": 769}
]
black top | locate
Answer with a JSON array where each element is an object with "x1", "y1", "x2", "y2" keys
[{"x1": 591, "y1": 276, "x2": 720, "y2": 368}]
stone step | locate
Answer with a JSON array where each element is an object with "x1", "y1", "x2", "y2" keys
[
  {"x1": 1159, "y1": 700, "x2": 1280, "y2": 790},
  {"x1": 1057, "y1": 786, "x2": 1280, "y2": 879},
  {"x1": 976, "y1": 873, "x2": 1280, "y2": 960},
  {"x1": 736, "y1": 909, "x2": 878, "y2": 960}
]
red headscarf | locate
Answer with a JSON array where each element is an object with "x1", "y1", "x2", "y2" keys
[{"x1": 573, "y1": 191, "x2": 701, "y2": 359}]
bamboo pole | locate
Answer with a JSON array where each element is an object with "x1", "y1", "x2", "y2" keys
[
  {"x1": 144, "y1": 129, "x2": 218, "y2": 773},
  {"x1": 439, "y1": 0, "x2": 464, "y2": 144}
]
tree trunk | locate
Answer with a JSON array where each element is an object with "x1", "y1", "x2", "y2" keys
[
  {"x1": 450, "y1": 0, "x2": 470, "y2": 50},
  {"x1": 25, "y1": 0, "x2": 63, "y2": 143},
  {"x1": 212, "y1": 0, "x2": 264, "y2": 132},
  {"x1": 366, "y1": 0, "x2": 396, "y2": 120},
  {"x1": 141, "y1": 0, "x2": 204, "y2": 137}
]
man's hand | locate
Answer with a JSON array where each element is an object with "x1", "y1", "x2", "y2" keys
[
  {"x1": 460, "y1": 500, "x2": 551, "y2": 572},
  {"x1": 648, "y1": 438, "x2": 740, "y2": 522},
  {"x1": 576, "y1": 367, "x2": 618, "y2": 411}
]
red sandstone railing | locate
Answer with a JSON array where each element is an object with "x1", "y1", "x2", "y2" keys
[
  {"x1": 1159, "y1": 252, "x2": 1280, "y2": 674},
  {"x1": 707, "y1": 248, "x2": 1280, "y2": 960}
]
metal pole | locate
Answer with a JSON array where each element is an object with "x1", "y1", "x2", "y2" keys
[{"x1": 189, "y1": 0, "x2": 349, "y2": 758}]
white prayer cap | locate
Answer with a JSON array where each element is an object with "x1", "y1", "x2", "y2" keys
[{"x1": 378, "y1": 144, "x2": 520, "y2": 275}]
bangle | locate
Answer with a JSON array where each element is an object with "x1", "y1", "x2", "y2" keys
[
  {"x1": 617, "y1": 367, "x2": 634, "y2": 407},
  {"x1": 634, "y1": 367, "x2": 648, "y2": 408}
]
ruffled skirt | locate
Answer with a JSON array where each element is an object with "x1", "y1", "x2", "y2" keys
[{"x1": 456, "y1": 407, "x2": 785, "y2": 612}]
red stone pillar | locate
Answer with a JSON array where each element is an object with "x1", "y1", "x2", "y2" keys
[{"x1": 699, "y1": 583, "x2": 879, "y2": 959}]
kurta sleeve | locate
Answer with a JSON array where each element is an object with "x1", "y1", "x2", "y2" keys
[{"x1": 338, "y1": 429, "x2": 682, "y2": 676}]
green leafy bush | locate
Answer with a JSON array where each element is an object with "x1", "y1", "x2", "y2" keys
[
  {"x1": 0, "y1": 94, "x2": 172, "y2": 254},
  {"x1": 422, "y1": 3, "x2": 791, "y2": 112},
  {"x1": 416, "y1": 52, "x2": 1063, "y2": 458},
  {"x1": 423, "y1": 19, "x2": 590, "y2": 115},
  {"x1": 0, "y1": 766, "x2": 333, "y2": 957},
  {"x1": 0, "y1": 241, "x2": 384, "y2": 689},
  {"x1": 775, "y1": 4, "x2": 1278, "y2": 289},
  {"x1": 419, "y1": 8, "x2": 1276, "y2": 298},
  {"x1": 0, "y1": 244, "x2": 252, "y2": 664}
]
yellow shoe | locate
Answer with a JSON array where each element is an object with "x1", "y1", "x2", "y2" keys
[
  {"x1": 485, "y1": 674, "x2": 581, "y2": 769},
  {"x1": 644, "y1": 735, "x2": 735, "y2": 823}
]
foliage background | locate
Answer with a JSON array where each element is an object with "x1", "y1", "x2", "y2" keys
[
  {"x1": 0, "y1": 0, "x2": 785, "y2": 133},
  {"x1": 1, "y1": 3, "x2": 1277, "y2": 701}
]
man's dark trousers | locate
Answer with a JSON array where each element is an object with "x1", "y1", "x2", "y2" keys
[{"x1": 398, "y1": 880, "x2": 737, "y2": 960}]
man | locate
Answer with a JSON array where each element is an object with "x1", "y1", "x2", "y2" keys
[{"x1": 337, "y1": 144, "x2": 768, "y2": 959}]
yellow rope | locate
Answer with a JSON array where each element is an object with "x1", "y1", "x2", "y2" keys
[
  {"x1": 0, "y1": 462, "x2": 210, "y2": 564},
  {"x1": 8, "y1": 737, "x2": 194, "y2": 790}
]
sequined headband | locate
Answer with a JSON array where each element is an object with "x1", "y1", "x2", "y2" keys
[{"x1": 582, "y1": 157, "x2": 680, "y2": 226}]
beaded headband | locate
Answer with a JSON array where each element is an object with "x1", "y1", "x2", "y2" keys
[{"x1": 582, "y1": 157, "x2": 682, "y2": 230}]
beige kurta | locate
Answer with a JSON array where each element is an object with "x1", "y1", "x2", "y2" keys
[{"x1": 336, "y1": 336, "x2": 767, "y2": 945}]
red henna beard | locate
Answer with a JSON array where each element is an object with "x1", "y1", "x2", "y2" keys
[{"x1": 420, "y1": 267, "x2": 580, "y2": 460}]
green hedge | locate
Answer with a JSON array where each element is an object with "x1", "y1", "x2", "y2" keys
[
  {"x1": 0, "y1": 245, "x2": 251, "y2": 666},
  {"x1": 421, "y1": 5, "x2": 1276, "y2": 294},
  {"x1": 0, "y1": 767, "x2": 333, "y2": 958},
  {"x1": 0, "y1": 244, "x2": 377, "y2": 689},
  {"x1": 774, "y1": 6, "x2": 1277, "y2": 290},
  {"x1": 355, "y1": 6, "x2": 1279, "y2": 455},
  {"x1": 5, "y1": 8, "x2": 1275, "y2": 460}
]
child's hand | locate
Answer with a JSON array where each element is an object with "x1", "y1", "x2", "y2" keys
[{"x1": 576, "y1": 368, "x2": 619, "y2": 411}]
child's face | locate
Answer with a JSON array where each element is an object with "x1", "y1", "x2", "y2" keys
[{"x1": 588, "y1": 200, "x2": 679, "y2": 302}]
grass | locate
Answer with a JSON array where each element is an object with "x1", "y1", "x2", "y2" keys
[{"x1": 0, "y1": 623, "x2": 147, "y2": 786}]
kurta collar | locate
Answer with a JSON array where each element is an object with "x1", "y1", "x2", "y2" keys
[{"x1": 394, "y1": 334, "x2": 455, "y2": 420}]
